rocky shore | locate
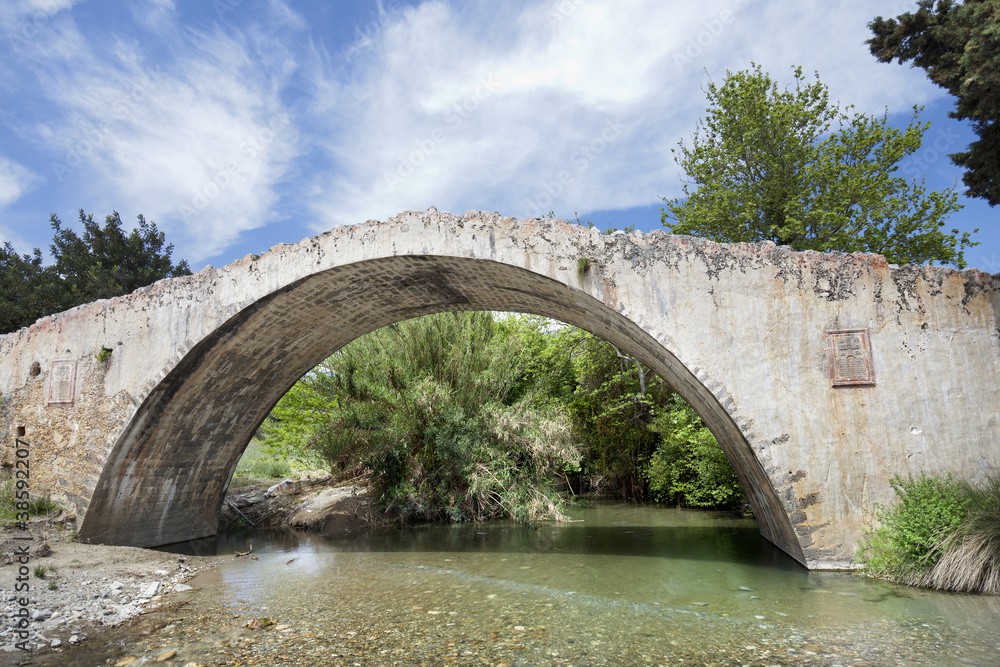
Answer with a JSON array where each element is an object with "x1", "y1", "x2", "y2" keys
[
  {"x1": 0, "y1": 521, "x2": 225, "y2": 663},
  {"x1": 0, "y1": 477, "x2": 377, "y2": 665}
]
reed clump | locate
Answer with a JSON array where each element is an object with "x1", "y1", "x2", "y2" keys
[
  {"x1": 857, "y1": 473, "x2": 1000, "y2": 595},
  {"x1": 913, "y1": 476, "x2": 1000, "y2": 594}
]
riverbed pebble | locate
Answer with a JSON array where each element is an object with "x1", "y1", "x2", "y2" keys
[{"x1": 22, "y1": 558, "x2": 1000, "y2": 667}]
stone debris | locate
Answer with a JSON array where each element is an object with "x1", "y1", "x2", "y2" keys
[
  {"x1": 139, "y1": 582, "x2": 161, "y2": 598},
  {"x1": 0, "y1": 525, "x2": 223, "y2": 655},
  {"x1": 266, "y1": 479, "x2": 301, "y2": 497},
  {"x1": 231, "y1": 491, "x2": 267, "y2": 507}
]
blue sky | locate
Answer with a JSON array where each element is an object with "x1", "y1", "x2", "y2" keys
[{"x1": 0, "y1": 0, "x2": 996, "y2": 273}]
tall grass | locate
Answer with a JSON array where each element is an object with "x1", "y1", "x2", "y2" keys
[
  {"x1": 857, "y1": 473, "x2": 1000, "y2": 594},
  {"x1": 234, "y1": 440, "x2": 293, "y2": 479},
  {"x1": 915, "y1": 476, "x2": 1000, "y2": 594},
  {"x1": 0, "y1": 471, "x2": 62, "y2": 525},
  {"x1": 310, "y1": 312, "x2": 580, "y2": 525}
]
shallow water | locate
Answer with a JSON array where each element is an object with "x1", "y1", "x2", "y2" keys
[{"x1": 36, "y1": 503, "x2": 1000, "y2": 665}]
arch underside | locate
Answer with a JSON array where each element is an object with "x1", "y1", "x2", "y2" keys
[{"x1": 80, "y1": 255, "x2": 805, "y2": 565}]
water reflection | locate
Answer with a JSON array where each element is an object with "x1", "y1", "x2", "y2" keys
[
  {"x1": 128, "y1": 502, "x2": 1000, "y2": 665},
  {"x1": 166, "y1": 504, "x2": 795, "y2": 567}
]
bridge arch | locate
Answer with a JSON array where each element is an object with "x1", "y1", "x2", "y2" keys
[
  {"x1": 79, "y1": 253, "x2": 802, "y2": 563},
  {"x1": 2, "y1": 210, "x2": 996, "y2": 570}
]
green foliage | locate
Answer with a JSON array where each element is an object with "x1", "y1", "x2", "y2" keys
[
  {"x1": 0, "y1": 478, "x2": 61, "y2": 524},
  {"x1": 49, "y1": 210, "x2": 191, "y2": 303},
  {"x1": 263, "y1": 313, "x2": 747, "y2": 517},
  {"x1": 868, "y1": 0, "x2": 1000, "y2": 205},
  {"x1": 0, "y1": 478, "x2": 15, "y2": 524},
  {"x1": 0, "y1": 243, "x2": 63, "y2": 335},
  {"x1": 566, "y1": 331, "x2": 663, "y2": 500},
  {"x1": 96, "y1": 346, "x2": 113, "y2": 362},
  {"x1": 307, "y1": 312, "x2": 580, "y2": 525},
  {"x1": 26, "y1": 492, "x2": 60, "y2": 516},
  {"x1": 0, "y1": 210, "x2": 191, "y2": 334},
  {"x1": 234, "y1": 440, "x2": 294, "y2": 479},
  {"x1": 646, "y1": 397, "x2": 745, "y2": 510},
  {"x1": 857, "y1": 473, "x2": 970, "y2": 580},
  {"x1": 916, "y1": 475, "x2": 1000, "y2": 594},
  {"x1": 662, "y1": 63, "x2": 975, "y2": 267},
  {"x1": 256, "y1": 379, "x2": 336, "y2": 467},
  {"x1": 33, "y1": 565, "x2": 52, "y2": 578}
]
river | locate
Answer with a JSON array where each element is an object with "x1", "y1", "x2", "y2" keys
[{"x1": 28, "y1": 502, "x2": 1000, "y2": 666}]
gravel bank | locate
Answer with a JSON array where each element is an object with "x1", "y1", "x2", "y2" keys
[{"x1": 0, "y1": 519, "x2": 225, "y2": 665}]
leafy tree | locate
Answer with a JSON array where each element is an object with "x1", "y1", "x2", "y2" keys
[
  {"x1": 0, "y1": 210, "x2": 191, "y2": 334},
  {"x1": 565, "y1": 330, "x2": 745, "y2": 508},
  {"x1": 0, "y1": 243, "x2": 61, "y2": 335},
  {"x1": 662, "y1": 64, "x2": 976, "y2": 267},
  {"x1": 868, "y1": 0, "x2": 1000, "y2": 205},
  {"x1": 255, "y1": 378, "x2": 336, "y2": 468},
  {"x1": 296, "y1": 312, "x2": 580, "y2": 525},
  {"x1": 50, "y1": 210, "x2": 191, "y2": 304},
  {"x1": 567, "y1": 331, "x2": 664, "y2": 500},
  {"x1": 262, "y1": 314, "x2": 748, "y2": 514},
  {"x1": 646, "y1": 396, "x2": 745, "y2": 510}
]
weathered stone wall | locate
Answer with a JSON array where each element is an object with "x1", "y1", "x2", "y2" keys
[{"x1": 1, "y1": 210, "x2": 997, "y2": 569}]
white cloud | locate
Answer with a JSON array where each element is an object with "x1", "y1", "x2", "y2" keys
[
  {"x1": 130, "y1": 0, "x2": 176, "y2": 32},
  {"x1": 303, "y1": 0, "x2": 946, "y2": 231},
  {"x1": 26, "y1": 24, "x2": 299, "y2": 262},
  {"x1": 0, "y1": 0, "x2": 955, "y2": 263},
  {"x1": 0, "y1": 157, "x2": 39, "y2": 209}
]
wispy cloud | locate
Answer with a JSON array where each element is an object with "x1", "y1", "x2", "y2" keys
[
  {"x1": 304, "y1": 0, "x2": 947, "y2": 231},
  {"x1": 0, "y1": 156, "x2": 39, "y2": 209},
  {"x1": 0, "y1": 0, "x2": 960, "y2": 266},
  {"x1": 129, "y1": 0, "x2": 176, "y2": 32},
  {"x1": 17, "y1": 13, "x2": 300, "y2": 262}
]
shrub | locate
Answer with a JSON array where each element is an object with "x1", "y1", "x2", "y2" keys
[
  {"x1": 0, "y1": 477, "x2": 61, "y2": 525},
  {"x1": 0, "y1": 477, "x2": 15, "y2": 524},
  {"x1": 28, "y1": 493, "x2": 60, "y2": 516},
  {"x1": 313, "y1": 312, "x2": 580, "y2": 525},
  {"x1": 857, "y1": 473, "x2": 970, "y2": 582},
  {"x1": 645, "y1": 398, "x2": 745, "y2": 510},
  {"x1": 916, "y1": 475, "x2": 1000, "y2": 594}
]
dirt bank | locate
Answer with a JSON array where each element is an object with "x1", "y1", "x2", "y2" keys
[{"x1": 219, "y1": 474, "x2": 386, "y2": 535}]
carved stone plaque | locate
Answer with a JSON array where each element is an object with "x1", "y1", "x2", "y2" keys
[
  {"x1": 828, "y1": 329, "x2": 874, "y2": 386},
  {"x1": 47, "y1": 360, "x2": 78, "y2": 405}
]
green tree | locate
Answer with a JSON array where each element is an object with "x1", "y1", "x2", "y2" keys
[
  {"x1": 662, "y1": 64, "x2": 976, "y2": 267},
  {"x1": 567, "y1": 331, "x2": 664, "y2": 500},
  {"x1": 868, "y1": 0, "x2": 1000, "y2": 206},
  {"x1": 295, "y1": 312, "x2": 580, "y2": 525},
  {"x1": 255, "y1": 378, "x2": 336, "y2": 468},
  {"x1": 0, "y1": 210, "x2": 191, "y2": 334},
  {"x1": 0, "y1": 243, "x2": 61, "y2": 335},
  {"x1": 50, "y1": 210, "x2": 191, "y2": 304},
  {"x1": 646, "y1": 396, "x2": 745, "y2": 510}
]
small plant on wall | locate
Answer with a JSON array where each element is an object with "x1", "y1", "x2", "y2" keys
[{"x1": 95, "y1": 347, "x2": 113, "y2": 362}]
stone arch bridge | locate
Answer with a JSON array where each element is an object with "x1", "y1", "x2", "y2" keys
[{"x1": 1, "y1": 210, "x2": 998, "y2": 569}]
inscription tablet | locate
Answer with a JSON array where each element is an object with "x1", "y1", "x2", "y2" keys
[
  {"x1": 48, "y1": 360, "x2": 78, "y2": 405},
  {"x1": 828, "y1": 329, "x2": 874, "y2": 386}
]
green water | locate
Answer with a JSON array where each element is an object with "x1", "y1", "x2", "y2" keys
[{"x1": 38, "y1": 503, "x2": 1000, "y2": 665}]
